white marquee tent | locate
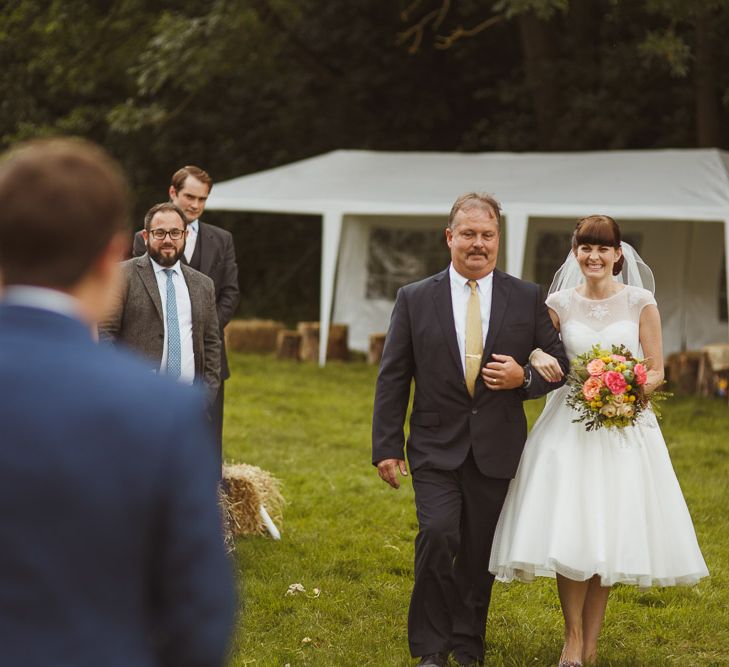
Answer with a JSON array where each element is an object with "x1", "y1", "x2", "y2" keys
[{"x1": 206, "y1": 149, "x2": 729, "y2": 365}]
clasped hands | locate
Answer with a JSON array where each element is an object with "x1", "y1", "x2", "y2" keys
[{"x1": 482, "y1": 350, "x2": 562, "y2": 389}]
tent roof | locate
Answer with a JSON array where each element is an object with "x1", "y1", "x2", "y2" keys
[{"x1": 206, "y1": 148, "x2": 729, "y2": 221}]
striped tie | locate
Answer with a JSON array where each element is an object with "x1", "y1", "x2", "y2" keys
[{"x1": 164, "y1": 269, "x2": 181, "y2": 379}]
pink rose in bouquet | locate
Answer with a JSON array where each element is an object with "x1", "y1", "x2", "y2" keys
[
  {"x1": 633, "y1": 363, "x2": 648, "y2": 386},
  {"x1": 582, "y1": 376, "x2": 602, "y2": 400},
  {"x1": 611, "y1": 354, "x2": 627, "y2": 362},
  {"x1": 603, "y1": 370, "x2": 627, "y2": 395},
  {"x1": 586, "y1": 358, "x2": 606, "y2": 377}
]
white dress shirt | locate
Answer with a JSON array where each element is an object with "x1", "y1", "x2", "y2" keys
[
  {"x1": 449, "y1": 263, "x2": 493, "y2": 374},
  {"x1": 1, "y1": 285, "x2": 83, "y2": 319},
  {"x1": 184, "y1": 219, "x2": 199, "y2": 263},
  {"x1": 150, "y1": 258, "x2": 195, "y2": 384}
]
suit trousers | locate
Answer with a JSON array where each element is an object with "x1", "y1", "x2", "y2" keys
[{"x1": 408, "y1": 449, "x2": 510, "y2": 661}]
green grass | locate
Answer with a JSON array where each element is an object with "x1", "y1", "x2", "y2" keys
[{"x1": 223, "y1": 354, "x2": 729, "y2": 667}]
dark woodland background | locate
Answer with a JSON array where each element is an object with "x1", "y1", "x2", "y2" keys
[{"x1": 3, "y1": 0, "x2": 728, "y2": 323}]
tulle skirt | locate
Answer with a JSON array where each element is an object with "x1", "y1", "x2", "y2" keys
[{"x1": 489, "y1": 386, "x2": 709, "y2": 588}]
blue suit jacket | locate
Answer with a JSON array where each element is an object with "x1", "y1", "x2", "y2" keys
[{"x1": 0, "y1": 304, "x2": 235, "y2": 667}]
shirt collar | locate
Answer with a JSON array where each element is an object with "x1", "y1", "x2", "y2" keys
[
  {"x1": 150, "y1": 257, "x2": 182, "y2": 276},
  {"x1": 188, "y1": 220, "x2": 199, "y2": 233},
  {"x1": 1, "y1": 285, "x2": 84, "y2": 318},
  {"x1": 448, "y1": 263, "x2": 494, "y2": 291}
]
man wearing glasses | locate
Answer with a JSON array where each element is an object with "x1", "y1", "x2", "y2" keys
[{"x1": 100, "y1": 202, "x2": 221, "y2": 416}]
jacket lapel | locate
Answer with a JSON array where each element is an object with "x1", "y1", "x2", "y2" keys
[
  {"x1": 481, "y1": 269, "x2": 511, "y2": 368},
  {"x1": 432, "y1": 268, "x2": 463, "y2": 377},
  {"x1": 136, "y1": 255, "x2": 163, "y2": 322},
  {"x1": 182, "y1": 266, "x2": 202, "y2": 368}
]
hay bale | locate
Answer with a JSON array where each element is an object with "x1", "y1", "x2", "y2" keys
[
  {"x1": 218, "y1": 487, "x2": 236, "y2": 554},
  {"x1": 224, "y1": 319, "x2": 285, "y2": 354},
  {"x1": 222, "y1": 463, "x2": 284, "y2": 537}
]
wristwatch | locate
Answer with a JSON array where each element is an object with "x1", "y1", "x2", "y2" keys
[{"x1": 521, "y1": 364, "x2": 532, "y2": 389}]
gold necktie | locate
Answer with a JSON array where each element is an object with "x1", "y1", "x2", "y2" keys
[{"x1": 465, "y1": 280, "x2": 482, "y2": 397}]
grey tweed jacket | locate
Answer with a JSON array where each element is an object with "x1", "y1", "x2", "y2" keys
[{"x1": 99, "y1": 254, "x2": 221, "y2": 403}]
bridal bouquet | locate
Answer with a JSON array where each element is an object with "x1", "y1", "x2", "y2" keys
[{"x1": 565, "y1": 344, "x2": 669, "y2": 431}]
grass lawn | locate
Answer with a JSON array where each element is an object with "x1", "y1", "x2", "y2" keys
[{"x1": 223, "y1": 354, "x2": 729, "y2": 667}]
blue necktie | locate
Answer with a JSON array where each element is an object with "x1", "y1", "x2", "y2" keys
[{"x1": 163, "y1": 269, "x2": 181, "y2": 379}]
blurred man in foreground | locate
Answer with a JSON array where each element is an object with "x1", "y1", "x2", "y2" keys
[{"x1": 0, "y1": 138, "x2": 235, "y2": 667}]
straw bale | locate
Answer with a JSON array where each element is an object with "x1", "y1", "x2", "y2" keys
[
  {"x1": 225, "y1": 319, "x2": 285, "y2": 353},
  {"x1": 218, "y1": 487, "x2": 236, "y2": 554},
  {"x1": 222, "y1": 463, "x2": 284, "y2": 537}
]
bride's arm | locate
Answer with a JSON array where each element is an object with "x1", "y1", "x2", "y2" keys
[
  {"x1": 529, "y1": 308, "x2": 565, "y2": 383},
  {"x1": 639, "y1": 304, "x2": 665, "y2": 394}
]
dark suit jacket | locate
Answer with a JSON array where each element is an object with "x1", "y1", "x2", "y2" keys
[
  {"x1": 99, "y1": 254, "x2": 221, "y2": 403},
  {"x1": 0, "y1": 303, "x2": 235, "y2": 667},
  {"x1": 134, "y1": 222, "x2": 239, "y2": 380},
  {"x1": 372, "y1": 268, "x2": 569, "y2": 479}
]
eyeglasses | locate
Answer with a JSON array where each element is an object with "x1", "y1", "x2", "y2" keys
[{"x1": 149, "y1": 228, "x2": 185, "y2": 240}]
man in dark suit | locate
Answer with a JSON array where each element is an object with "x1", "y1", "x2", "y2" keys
[
  {"x1": 0, "y1": 138, "x2": 234, "y2": 666},
  {"x1": 101, "y1": 202, "x2": 221, "y2": 413},
  {"x1": 133, "y1": 166, "x2": 239, "y2": 454},
  {"x1": 372, "y1": 193, "x2": 568, "y2": 667}
]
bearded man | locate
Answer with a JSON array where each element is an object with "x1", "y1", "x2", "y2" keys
[{"x1": 100, "y1": 202, "x2": 221, "y2": 407}]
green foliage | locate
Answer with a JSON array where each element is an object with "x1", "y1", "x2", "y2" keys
[
  {"x1": 223, "y1": 355, "x2": 728, "y2": 666},
  {"x1": 638, "y1": 29, "x2": 692, "y2": 77},
  {"x1": 3, "y1": 0, "x2": 729, "y2": 320}
]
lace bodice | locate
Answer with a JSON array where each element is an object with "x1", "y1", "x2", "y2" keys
[{"x1": 546, "y1": 285, "x2": 657, "y2": 360}]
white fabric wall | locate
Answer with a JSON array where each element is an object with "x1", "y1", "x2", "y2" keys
[
  {"x1": 335, "y1": 213, "x2": 727, "y2": 356},
  {"x1": 333, "y1": 215, "x2": 447, "y2": 352}
]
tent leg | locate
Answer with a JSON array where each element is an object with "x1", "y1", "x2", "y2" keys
[
  {"x1": 318, "y1": 212, "x2": 343, "y2": 367},
  {"x1": 505, "y1": 212, "x2": 528, "y2": 278},
  {"x1": 724, "y1": 220, "x2": 729, "y2": 348}
]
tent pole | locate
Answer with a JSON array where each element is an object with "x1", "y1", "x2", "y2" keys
[
  {"x1": 724, "y1": 220, "x2": 729, "y2": 347},
  {"x1": 318, "y1": 211, "x2": 343, "y2": 367},
  {"x1": 505, "y1": 211, "x2": 529, "y2": 278}
]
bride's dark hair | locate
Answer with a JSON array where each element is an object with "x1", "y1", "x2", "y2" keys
[{"x1": 572, "y1": 215, "x2": 625, "y2": 276}]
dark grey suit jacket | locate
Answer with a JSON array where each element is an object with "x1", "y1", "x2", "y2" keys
[
  {"x1": 133, "y1": 222, "x2": 239, "y2": 380},
  {"x1": 99, "y1": 254, "x2": 221, "y2": 403},
  {"x1": 372, "y1": 268, "x2": 569, "y2": 479}
]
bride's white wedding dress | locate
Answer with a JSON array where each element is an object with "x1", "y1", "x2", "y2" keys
[{"x1": 489, "y1": 285, "x2": 709, "y2": 588}]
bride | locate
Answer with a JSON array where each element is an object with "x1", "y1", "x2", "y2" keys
[{"x1": 487, "y1": 215, "x2": 709, "y2": 666}]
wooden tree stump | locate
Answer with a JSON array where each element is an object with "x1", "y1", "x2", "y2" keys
[
  {"x1": 276, "y1": 330, "x2": 301, "y2": 360},
  {"x1": 368, "y1": 333, "x2": 387, "y2": 365},
  {"x1": 327, "y1": 324, "x2": 349, "y2": 361},
  {"x1": 296, "y1": 322, "x2": 349, "y2": 362},
  {"x1": 665, "y1": 351, "x2": 702, "y2": 395},
  {"x1": 297, "y1": 322, "x2": 320, "y2": 362},
  {"x1": 225, "y1": 319, "x2": 284, "y2": 354}
]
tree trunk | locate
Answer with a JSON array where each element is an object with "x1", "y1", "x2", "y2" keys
[
  {"x1": 518, "y1": 11, "x2": 561, "y2": 149},
  {"x1": 695, "y1": 9, "x2": 722, "y2": 148}
]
